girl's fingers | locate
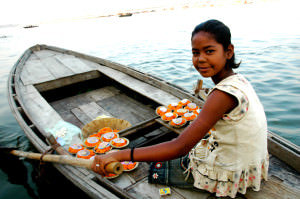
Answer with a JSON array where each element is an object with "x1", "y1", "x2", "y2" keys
[{"x1": 92, "y1": 156, "x2": 107, "y2": 176}]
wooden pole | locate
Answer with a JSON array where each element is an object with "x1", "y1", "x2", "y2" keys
[{"x1": 8, "y1": 150, "x2": 123, "y2": 175}]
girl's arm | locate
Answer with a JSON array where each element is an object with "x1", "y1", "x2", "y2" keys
[{"x1": 92, "y1": 89, "x2": 237, "y2": 175}]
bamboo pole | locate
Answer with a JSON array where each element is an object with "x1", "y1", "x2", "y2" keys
[{"x1": 8, "y1": 150, "x2": 123, "y2": 175}]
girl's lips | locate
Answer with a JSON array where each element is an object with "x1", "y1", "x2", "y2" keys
[{"x1": 197, "y1": 67, "x2": 210, "y2": 72}]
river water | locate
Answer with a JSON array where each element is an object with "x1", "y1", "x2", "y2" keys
[{"x1": 0, "y1": 2, "x2": 299, "y2": 198}]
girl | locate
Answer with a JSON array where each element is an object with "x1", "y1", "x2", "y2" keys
[{"x1": 92, "y1": 19, "x2": 269, "y2": 198}]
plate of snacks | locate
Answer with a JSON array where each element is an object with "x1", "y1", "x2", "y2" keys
[
  {"x1": 94, "y1": 141, "x2": 112, "y2": 154},
  {"x1": 178, "y1": 99, "x2": 191, "y2": 107},
  {"x1": 121, "y1": 161, "x2": 139, "y2": 172},
  {"x1": 76, "y1": 149, "x2": 95, "y2": 159},
  {"x1": 101, "y1": 132, "x2": 119, "y2": 142},
  {"x1": 182, "y1": 112, "x2": 197, "y2": 122},
  {"x1": 161, "y1": 112, "x2": 177, "y2": 122},
  {"x1": 68, "y1": 144, "x2": 85, "y2": 154},
  {"x1": 169, "y1": 117, "x2": 187, "y2": 128},
  {"x1": 84, "y1": 137, "x2": 101, "y2": 148},
  {"x1": 155, "y1": 106, "x2": 171, "y2": 116},
  {"x1": 185, "y1": 102, "x2": 199, "y2": 111},
  {"x1": 110, "y1": 137, "x2": 129, "y2": 148}
]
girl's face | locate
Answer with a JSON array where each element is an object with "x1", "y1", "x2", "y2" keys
[{"x1": 192, "y1": 31, "x2": 234, "y2": 83}]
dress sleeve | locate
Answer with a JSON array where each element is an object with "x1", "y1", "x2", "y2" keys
[{"x1": 214, "y1": 85, "x2": 249, "y2": 121}]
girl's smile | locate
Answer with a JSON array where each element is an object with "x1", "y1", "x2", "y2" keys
[{"x1": 192, "y1": 31, "x2": 234, "y2": 84}]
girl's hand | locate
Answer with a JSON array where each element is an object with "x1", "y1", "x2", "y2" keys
[{"x1": 91, "y1": 153, "x2": 119, "y2": 176}]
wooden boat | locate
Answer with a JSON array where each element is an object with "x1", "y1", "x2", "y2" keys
[
  {"x1": 7, "y1": 44, "x2": 300, "y2": 198},
  {"x1": 23, "y1": 25, "x2": 39, "y2": 29}
]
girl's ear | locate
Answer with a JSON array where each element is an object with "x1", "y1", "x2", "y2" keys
[{"x1": 226, "y1": 44, "x2": 234, "y2": 59}]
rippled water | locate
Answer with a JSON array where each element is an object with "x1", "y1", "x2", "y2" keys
[{"x1": 0, "y1": 2, "x2": 299, "y2": 198}]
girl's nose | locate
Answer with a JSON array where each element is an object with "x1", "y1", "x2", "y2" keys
[{"x1": 198, "y1": 53, "x2": 206, "y2": 62}]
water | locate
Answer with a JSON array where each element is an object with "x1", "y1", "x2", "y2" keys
[{"x1": 1, "y1": 1, "x2": 300, "y2": 198}]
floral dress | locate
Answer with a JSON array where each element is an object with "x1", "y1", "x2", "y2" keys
[{"x1": 188, "y1": 74, "x2": 269, "y2": 198}]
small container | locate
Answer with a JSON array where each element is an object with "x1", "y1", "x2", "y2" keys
[
  {"x1": 84, "y1": 137, "x2": 101, "y2": 148},
  {"x1": 76, "y1": 149, "x2": 95, "y2": 159},
  {"x1": 101, "y1": 132, "x2": 119, "y2": 142},
  {"x1": 169, "y1": 117, "x2": 187, "y2": 128},
  {"x1": 182, "y1": 112, "x2": 197, "y2": 121},
  {"x1": 68, "y1": 144, "x2": 85, "y2": 154},
  {"x1": 155, "y1": 106, "x2": 171, "y2": 116},
  {"x1": 110, "y1": 137, "x2": 129, "y2": 148},
  {"x1": 185, "y1": 102, "x2": 199, "y2": 111},
  {"x1": 94, "y1": 141, "x2": 112, "y2": 154},
  {"x1": 161, "y1": 112, "x2": 178, "y2": 122}
]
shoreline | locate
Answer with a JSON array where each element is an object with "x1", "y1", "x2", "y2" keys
[{"x1": 18, "y1": 0, "x2": 280, "y2": 26}]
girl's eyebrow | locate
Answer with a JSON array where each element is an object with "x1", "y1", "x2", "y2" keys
[{"x1": 192, "y1": 45, "x2": 216, "y2": 51}]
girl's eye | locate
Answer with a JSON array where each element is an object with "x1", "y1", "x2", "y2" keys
[
  {"x1": 206, "y1": 49, "x2": 214, "y2": 54},
  {"x1": 192, "y1": 51, "x2": 199, "y2": 55}
]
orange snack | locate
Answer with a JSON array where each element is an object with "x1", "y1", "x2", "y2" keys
[
  {"x1": 68, "y1": 144, "x2": 84, "y2": 154},
  {"x1": 84, "y1": 137, "x2": 101, "y2": 148},
  {"x1": 94, "y1": 142, "x2": 112, "y2": 154},
  {"x1": 76, "y1": 149, "x2": 95, "y2": 159},
  {"x1": 113, "y1": 129, "x2": 120, "y2": 133},
  {"x1": 167, "y1": 102, "x2": 182, "y2": 111},
  {"x1": 121, "y1": 161, "x2": 137, "y2": 171},
  {"x1": 169, "y1": 118, "x2": 186, "y2": 128},
  {"x1": 174, "y1": 108, "x2": 189, "y2": 116},
  {"x1": 155, "y1": 106, "x2": 171, "y2": 116},
  {"x1": 161, "y1": 112, "x2": 177, "y2": 121},
  {"x1": 178, "y1": 99, "x2": 191, "y2": 106},
  {"x1": 182, "y1": 112, "x2": 197, "y2": 121},
  {"x1": 101, "y1": 132, "x2": 118, "y2": 142},
  {"x1": 185, "y1": 102, "x2": 199, "y2": 111},
  {"x1": 104, "y1": 173, "x2": 118, "y2": 178},
  {"x1": 110, "y1": 137, "x2": 128, "y2": 148},
  {"x1": 89, "y1": 133, "x2": 100, "y2": 137},
  {"x1": 97, "y1": 127, "x2": 113, "y2": 136}
]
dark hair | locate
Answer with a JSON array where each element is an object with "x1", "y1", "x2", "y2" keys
[{"x1": 192, "y1": 19, "x2": 240, "y2": 69}]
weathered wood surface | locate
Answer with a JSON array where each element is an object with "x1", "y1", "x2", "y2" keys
[{"x1": 8, "y1": 44, "x2": 300, "y2": 199}]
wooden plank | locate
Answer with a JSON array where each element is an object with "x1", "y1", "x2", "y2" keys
[
  {"x1": 34, "y1": 49, "x2": 56, "y2": 59},
  {"x1": 267, "y1": 131, "x2": 300, "y2": 172},
  {"x1": 125, "y1": 178, "x2": 185, "y2": 199},
  {"x1": 20, "y1": 59, "x2": 55, "y2": 85},
  {"x1": 40, "y1": 56, "x2": 74, "y2": 79},
  {"x1": 17, "y1": 84, "x2": 62, "y2": 130},
  {"x1": 126, "y1": 162, "x2": 149, "y2": 182},
  {"x1": 54, "y1": 53, "x2": 94, "y2": 74},
  {"x1": 245, "y1": 175, "x2": 300, "y2": 199},
  {"x1": 54, "y1": 164, "x2": 119, "y2": 199},
  {"x1": 85, "y1": 86, "x2": 120, "y2": 102},
  {"x1": 95, "y1": 64, "x2": 181, "y2": 106},
  {"x1": 59, "y1": 109, "x2": 84, "y2": 128},
  {"x1": 172, "y1": 187, "x2": 211, "y2": 199},
  {"x1": 78, "y1": 102, "x2": 113, "y2": 120},
  {"x1": 35, "y1": 70, "x2": 101, "y2": 92},
  {"x1": 71, "y1": 107, "x2": 93, "y2": 125},
  {"x1": 97, "y1": 94, "x2": 157, "y2": 125}
]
